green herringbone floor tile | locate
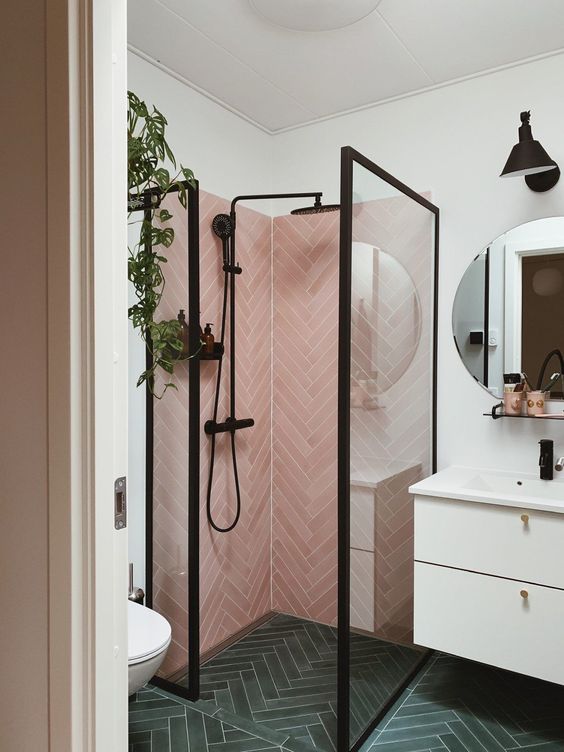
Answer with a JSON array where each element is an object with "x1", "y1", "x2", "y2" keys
[
  {"x1": 360, "y1": 654, "x2": 564, "y2": 752},
  {"x1": 128, "y1": 687, "x2": 290, "y2": 752},
  {"x1": 181, "y1": 613, "x2": 422, "y2": 752},
  {"x1": 129, "y1": 647, "x2": 564, "y2": 752}
]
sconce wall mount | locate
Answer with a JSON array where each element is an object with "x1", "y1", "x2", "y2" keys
[{"x1": 500, "y1": 110, "x2": 560, "y2": 192}]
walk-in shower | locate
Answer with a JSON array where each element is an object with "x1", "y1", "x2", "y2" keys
[
  {"x1": 206, "y1": 192, "x2": 339, "y2": 533},
  {"x1": 137, "y1": 148, "x2": 439, "y2": 752}
]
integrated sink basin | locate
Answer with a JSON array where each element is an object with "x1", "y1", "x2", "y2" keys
[
  {"x1": 463, "y1": 473, "x2": 564, "y2": 500},
  {"x1": 410, "y1": 466, "x2": 564, "y2": 512}
]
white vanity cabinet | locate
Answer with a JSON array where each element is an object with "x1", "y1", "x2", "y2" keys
[{"x1": 411, "y1": 467, "x2": 564, "y2": 686}]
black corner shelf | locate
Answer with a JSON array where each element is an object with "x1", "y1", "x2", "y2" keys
[
  {"x1": 485, "y1": 402, "x2": 564, "y2": 421},
  {"x1": 200, "y1": 342, "x2": 224, "y2": 361}
]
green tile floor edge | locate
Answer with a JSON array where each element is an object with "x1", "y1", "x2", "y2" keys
[{"x1": 360, "y1": 652, "x2": 564, "y2": 751}]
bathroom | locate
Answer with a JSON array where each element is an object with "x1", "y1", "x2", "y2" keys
[
  {"x1": 123, "y1": 3, "x2": 564, "y2": 749},
  {"x1": 5, "y1": 2, "x2": 564, "y2": 752}
]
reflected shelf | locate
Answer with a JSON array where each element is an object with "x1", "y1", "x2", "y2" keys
[{"x1": 485, "y1": 402, "x2": 564, "y2": 420}]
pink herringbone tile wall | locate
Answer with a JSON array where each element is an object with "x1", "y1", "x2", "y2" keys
[
  {"x1": 271, "y1": 195, "x2": 433, "y2": 639},
  {"x1": 271, "y1": 212, "x2": 341, "y2": 625},
  {"x1": 151, "y1": 190, "x2": 272, "y2": 677},
  {"x1": 351, "y1": 195, "x2": 434, "y2": 646}
]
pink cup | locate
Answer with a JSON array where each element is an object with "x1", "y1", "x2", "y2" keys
[
  {"x1": 526, "y1": 390, "x2": 547, "y2": 416},
  {"x1": 504, "y1": 392, "x2": 522, "y2": 416}
]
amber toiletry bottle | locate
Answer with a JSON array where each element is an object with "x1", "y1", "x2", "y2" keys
[
  {"x1": 203, "y1": 323, "x2": 214, "y2": 354},
  {"x1": 177, "y1": 309, "x2": 190, "y2": 358}
]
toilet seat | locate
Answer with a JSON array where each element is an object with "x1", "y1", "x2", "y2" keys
[{"x1": 128, "y1": 601, "x2": 172, "y2": 665}]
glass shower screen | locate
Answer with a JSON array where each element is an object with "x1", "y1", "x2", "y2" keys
[{"x1": 337, "y1": 147, "x2": 439, "y2": 751}]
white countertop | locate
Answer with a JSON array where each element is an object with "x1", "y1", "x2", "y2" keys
[{"x1": 409, "y1": 465, "x2": 564, "y2": 514}]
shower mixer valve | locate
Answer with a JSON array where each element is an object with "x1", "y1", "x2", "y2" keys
[{"x1": 204, "y1": 417, "x2": 255, "y2": 435}]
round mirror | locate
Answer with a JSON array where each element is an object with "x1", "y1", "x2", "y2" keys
[
  {"x1": 352, "y1": 242, "x2": 421, "y2": 396},
  {"x1": 452, "y1": 217, "x2": 564, "y2": 399}
]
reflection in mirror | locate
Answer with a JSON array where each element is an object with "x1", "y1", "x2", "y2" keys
[
  {"x1": 351, "y1": 244, "x2": 421, "y2": 401},
  {"x1": 452, "y1": 218, "x2": 564, "y2": 402}
]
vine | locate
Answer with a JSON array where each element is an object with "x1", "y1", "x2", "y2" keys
[{"x1": 127, "y1": 90, "x2": 198, "y2": 397}]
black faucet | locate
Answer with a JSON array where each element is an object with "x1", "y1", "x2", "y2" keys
[{"x1": 539, "y1": 439, "x2": 554, "y2": 480}]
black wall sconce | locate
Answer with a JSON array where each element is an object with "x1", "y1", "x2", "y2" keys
[{"x1": 500, "y1": 110, "x2": 560, "y2": 192}]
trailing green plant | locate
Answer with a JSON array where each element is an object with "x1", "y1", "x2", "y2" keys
[{"x1": 128, "y1": 90, "x2": 197, "y2": 397}]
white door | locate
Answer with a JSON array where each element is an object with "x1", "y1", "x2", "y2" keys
[
  {"x1": 46, "y1": 0, "x2": 129, "y2": 749},
  {"x1": 93, "y1": 0, "x2": 129, "y2": 748}
]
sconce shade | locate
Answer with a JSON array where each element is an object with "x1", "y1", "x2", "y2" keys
[
  {"x1": 500, "y1": 111, "x2": 559, "y2": 191},
  {"x1": 500, "y1": 140, "x2": 557, "y2": 178}
]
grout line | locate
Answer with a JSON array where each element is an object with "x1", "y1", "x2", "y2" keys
[
  {"x1": 184, "y1": 707, "x2": 193, "y2": 747},
  {"x1": 375, "y1": 9, "x2": 434, "y2": 84},
  {"x1": 270, "y1": 212, "x2": 274, "y2": 613}
]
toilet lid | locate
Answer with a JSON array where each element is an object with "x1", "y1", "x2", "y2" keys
[{"x1": 128, "y1": 601, "x2": 172, "y2": 664}]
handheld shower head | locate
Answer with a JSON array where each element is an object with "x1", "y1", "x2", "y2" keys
[{"x1": 212, "y1": 213, "x2": 233, "y2": 239}]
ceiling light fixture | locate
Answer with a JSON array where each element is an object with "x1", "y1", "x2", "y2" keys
[
  {"x1": 500, "y1": 111, "x2": 560, "y2": 192},
  {"x1": 249, "y1": 0, "x2": 381, "y2": 33}
]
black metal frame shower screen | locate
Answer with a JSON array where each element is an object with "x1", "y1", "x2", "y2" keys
[
  {"x1": 140, "y1": 179, "x2": 201, "y2": 702},
  {"x1": 337, "y1": 146, "x2": 439, "y2": 751},
  {"x1": 140, "y1": 150, "x2": 439, "y2": 751}
]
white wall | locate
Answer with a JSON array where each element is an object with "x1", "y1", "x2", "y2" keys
[
  {"x1": 272, "y1": 53, "x2": 564, "y2": 475},
  {"x1": 127, "y1": 52, "x2": 273, "y2": 590},
  {"x1": 452, "y1": 252, "x2": 486, "y2": 385},
  {"x1": 128, "y1": 52, "x2": 273, "y2": 206}
]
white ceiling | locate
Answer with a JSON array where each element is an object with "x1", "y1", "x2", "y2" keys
[{"x1": 128, "y1": 0, "x2": 564, "y2": 133}]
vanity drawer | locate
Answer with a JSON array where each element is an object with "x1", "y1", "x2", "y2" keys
[
  {"x1": 414, "y1": 562, "x2": 564, "y2": 685},
  {"x1": 415, "y1": 496, "x2": 564, "y2": 589}
]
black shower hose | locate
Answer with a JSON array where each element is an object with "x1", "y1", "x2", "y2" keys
[{"x1": 206, "y1": 234, "x2": 242, "y2": 533}]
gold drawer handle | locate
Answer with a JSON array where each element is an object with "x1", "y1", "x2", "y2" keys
[
  {"x1": 520, "y1": 589, "x2": 529, "y2": 599},
  {"x1": 521, "y1": 514, "x2": 529, "y2": 524}
]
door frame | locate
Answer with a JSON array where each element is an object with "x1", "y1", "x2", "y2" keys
[
  {"x1": 337, "y1": 146, "x2": 440, "y2": 752},
  {"x1": 46, "y1": 0, "x2": 128, "y2": 749},
  {"x1": 504, "y1": 237, "x2": 564, "y2": 374}
]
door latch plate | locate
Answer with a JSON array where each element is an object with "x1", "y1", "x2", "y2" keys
[{"x1": 114, "y1": 476, "x2": 127, "y2": 530}]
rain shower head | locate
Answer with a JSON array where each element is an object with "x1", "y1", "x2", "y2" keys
[
  {"x1": 212, "y1": 213, "x2": 233, "y2": 239},
  {"x1": 290, "y1": 195, "x2": 340, "y2": 215}
]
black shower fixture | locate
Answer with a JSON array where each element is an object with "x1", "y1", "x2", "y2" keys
[
  {"x1": 500, "y1": 110, "x2": 560, "y2": 192},
  {"x1": 290, "y1": 194, "x2": 341, "y2": 215},
  {"x1": 206, "y1": 190, "x2": 338, "y2": 534},
  {"x1": 211, "y1": 213, "x2": 233, "y2": 240}
]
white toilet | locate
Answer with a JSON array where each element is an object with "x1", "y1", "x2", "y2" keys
[{"x1": 128, "y1": 601, "x2": 172, "y2": 695}]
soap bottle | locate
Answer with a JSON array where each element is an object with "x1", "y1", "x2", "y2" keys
[
  {"x1": 203, "y1": 323, "x2": 214, "y2": 355},
  {"x1": 177, "y1": 309, "x2": 190, "y2": 358}
]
